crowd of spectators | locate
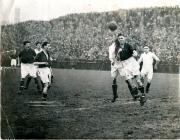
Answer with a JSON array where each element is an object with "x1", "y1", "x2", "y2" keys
[{"x1": 1, "y1": 6, "x2": 180, "y2": 64}]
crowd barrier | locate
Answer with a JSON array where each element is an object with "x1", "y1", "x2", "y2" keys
[
  {"x1": 1, "y1": 59, "x2": 179, "y2": 73},
  {"x1": 52, "y1": 61, "x2": 180, "y2": 74}
]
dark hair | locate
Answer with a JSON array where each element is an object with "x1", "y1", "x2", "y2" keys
[
  {"x1": 23, "y1": 41, "x2": 30, "y2": 45},
  {"x1": 117, "y1": 33, "x2": 124, "y2": 37},
  {"x1": 36, "y1": 41, "x2": 41, "y2": 46},
  {"x1": 114, "y1": 33, "x2": 125, "y2": 56},
  {"x1": 42, "y1": 41, "x2": 49, "y2": 48}
]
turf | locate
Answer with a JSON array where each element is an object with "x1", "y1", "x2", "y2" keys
[{"x1": 1, "y1": 68, "x2": 180, "y2": 139}]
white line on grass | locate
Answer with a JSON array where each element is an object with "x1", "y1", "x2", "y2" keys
[
  {"x1": 1, "y1": 105, "x2": 15, "y2": 139},
  {"x1": 26, "y1": 101, "x2": 56, "y2": 104},
  {"x1": 26, "y1": 97, "x2": 180, "y2": 112},
  {"x1": 29, "y1": 104, "x2": 59, "y2": 107}
]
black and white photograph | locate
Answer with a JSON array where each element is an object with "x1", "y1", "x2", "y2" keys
[{"x1": 1, "y1": 0, "x2": 180, "y2": 139}]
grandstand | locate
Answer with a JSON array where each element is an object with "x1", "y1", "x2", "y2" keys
[{"x1": 1, "y1": 6, "x2": 180, "y2": 65}]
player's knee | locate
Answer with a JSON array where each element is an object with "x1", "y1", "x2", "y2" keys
[
  {"x1": 147, "y1": 79, "x2": 152, "y2": 83},
  {"x1": 111, "y1": 69, "x2": 118, "y2": 78},
  {"x1": 111, "y1": 73, "x2": 118, "y2": 79}
]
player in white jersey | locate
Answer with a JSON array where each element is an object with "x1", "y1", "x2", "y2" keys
[{"x1": 138, "y1": 46, "x2": 160, "y2": 94}]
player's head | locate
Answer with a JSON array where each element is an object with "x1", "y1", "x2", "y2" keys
[
  {"x1": 35, "y1": 41, "x2": 41, "y2": 50},
  {"x1": 117, "y1": 33, "x2": 125, "y2": 45},
  {"x1": 42, "y1": 41, "x2": 51, "y2": 50},
  {"x1": 144, "y1": 46, "x2": 150, "y2": 53},
  {"x1": 23, "y1": 41, "x2": 31, "y2": 49}
]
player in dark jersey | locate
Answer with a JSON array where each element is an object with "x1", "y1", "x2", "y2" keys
[
  {"x1": 18, "y1": 41, "x2": 42, "y2": 94},
  {"x1": 34, "y1": 42, "x2": 53, "y2": 100},
  {"x1": 109, "y1": 33, "x2": 145, "y2": 105},
  {"x1": 24, "y1": 41, "x2": 43, "y2": 91}
]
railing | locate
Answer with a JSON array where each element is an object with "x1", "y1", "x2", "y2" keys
[
  {"x1": 1, "y1": 58, "x2": 179, "y2": 73},
  {"x1": 52, "y1": 60, "x2": 180, "y2": 74}
]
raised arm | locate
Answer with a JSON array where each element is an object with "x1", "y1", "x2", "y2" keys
[
  {"x1": 152, "y1": 53, "x2": 160, "y2": 62},
  {"x1": 152, "y1": 53, "x2": 160, "y2": 70},
  {"x1": 109, "y1": 43, "x2": 116, "y2": 65}
]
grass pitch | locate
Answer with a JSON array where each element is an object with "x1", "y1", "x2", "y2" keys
[{"x1": 1, "y1": 68, "x2": 180, "y2": 139}]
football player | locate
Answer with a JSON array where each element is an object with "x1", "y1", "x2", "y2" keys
[
  {"x1": 35, "y1": 41, "x2": 54, "y2": 84},
  {"x1": 34, "y1": 42, "x2": 53, "y2": 100},
  {"x1": 24, "y1": 41, "x2": 43, "y2": 91},
  {"x1": 109, "y1": 33, "x2": 145, "y2": 105},
  {"x1": 138, "y1": 46, "x2": 160, "y2": 94},
  {"x1": 18, "y1": 41, "x2": 42, "y2": 94}
]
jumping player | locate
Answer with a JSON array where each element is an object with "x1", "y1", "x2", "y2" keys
[
  {"x1": 109, "y1": 33, "x2": 145, "y2": 105},
  {"x1": 138, "y1": 46, "x2": 160, "y2": 94},
  {"x1": 34, "y1": 42, "x2": 52, "y2": 100}
]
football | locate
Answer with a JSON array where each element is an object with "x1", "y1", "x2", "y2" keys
[{"x1": 108, "y1": 21, "x2": 117, "y2": 31}]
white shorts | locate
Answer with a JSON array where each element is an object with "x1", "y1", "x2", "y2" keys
[
  {"x1": 141, "y1": 68, "x2": 153, "y2": 81},
  {"x1": 21, "y1": 63, "x2": 37, "y2": 78},
  {"x1": 37, "y1": 67, "x2": 51, "y2": 84},
  {"x1": 11, "y1": 59, "x2": 17, "y2": 66},
  {"x1": 111, "y1": 57, "x2": 140, "y2": 80}
]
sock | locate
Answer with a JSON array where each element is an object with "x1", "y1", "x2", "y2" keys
[
  {"x1": 19, "y1": 80, "x2": 24, "y2": 90},
  {"x1": 146, "y1": 82, "x2": 151, "y2": 93},
  {"x1": 25, "y1": 76, "x2": 31, "y2": 88},
  {"x1": 111, "y1": 79, "x2": 118, "y2": 102},
  {"x1": 139, "y1": 86, "x2": 144, "y2": 94},
  {"x1": 113, "y1": 78, "x2": 116, "y2": 85},
  {"x1": 125, "y1": 80, "x2": 133, "y2": 93}
]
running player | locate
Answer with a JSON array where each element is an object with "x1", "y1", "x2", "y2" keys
[
  {"x1": 34, "y1": 42, "x2": 52, "y2": 100},
  {"x1": 24, "y1": 41, "x2": 43, "y2": 92},
  {"x1": 35, "y1": 41, "x2": 54, "y2": 84},
  {"x1": 18, "y1": 41, "x2": 42, "y2": 94},
  {"x1": 138, "y1": 46, "x2": 160, "y2": 94}
]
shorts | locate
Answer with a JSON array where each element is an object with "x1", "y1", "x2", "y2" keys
[
  {"x1": 141, "y1": 67, "x2": 153, "y2": 81},
  {"x1": 111, "y1": 57, "x2": 140, "y2": 80},
  {"x1": 11, "y1": 59, "x2": 17, "y2": 66},
  {"x1": 21, "y1": 63, "x2": 37, "y2": 78},
  {"x1": 37, "y1": 67, "x2": 51, "y2": 84}
]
